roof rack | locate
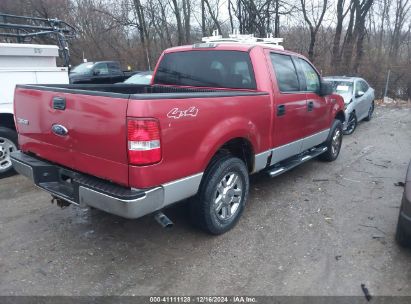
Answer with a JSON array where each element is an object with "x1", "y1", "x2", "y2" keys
[
  {"x1": 0, "y1": 13, "x2": 76, "y2": 67},
  {"x1": 201, "y1": 30, "x2": 284, "y2": 50}
]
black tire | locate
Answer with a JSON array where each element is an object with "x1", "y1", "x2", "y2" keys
[
  {"x1": 0, "y1": 127, "x2": 18, "y2": 178},
  {"x1": 396, "y1": 213, "x2": 411, "y2": 248},
  {"x1": 343, "y1": 112, "x2": 357, "y2": 135},
  {"x1": 190, "y1": 154, "x2": 249, "y2": 235},
  {"x1": 318, "y1": 120, "x2": 343, "y2": 162},
  {"x1": 364, "y1": 101, "x2": 375, "y2": 121}
]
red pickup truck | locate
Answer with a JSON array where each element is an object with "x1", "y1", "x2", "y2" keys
[{"x1": 11, "y1": 42, "x2": 345, "y2": 234}]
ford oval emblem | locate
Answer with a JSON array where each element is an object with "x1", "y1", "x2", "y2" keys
[{"x1": 52, "y1": 124, "x2": 69, "y2": 136}]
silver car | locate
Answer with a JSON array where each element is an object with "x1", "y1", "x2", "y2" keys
[{"x1": 324, "y1": 76, "x2": 375, "y2": 135}]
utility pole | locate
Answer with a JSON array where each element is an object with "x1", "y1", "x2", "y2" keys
[{"x1": 384, "y1": 69, "x2": 391, "y2": 100}]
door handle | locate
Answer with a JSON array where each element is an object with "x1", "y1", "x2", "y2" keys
[
  {"x1": 52, "y1": 96, "x2": 66, "y2": 110},
  {"x1": 277, "y1": 104, "x2": 286, "y2": 116},
  {"x1": 307, "y1": 101, "x2": 314, "y2": 112}
]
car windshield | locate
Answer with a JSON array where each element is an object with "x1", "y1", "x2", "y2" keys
[
  {"x1": 124, "y1": 73, "x2": 152, "y2": 84},
  {"x1": 71, "y1": 62, "x2": 95, "y2": 74},
  {"x1": 330, "y1": 81, "x2": 353, "y2": 95}
]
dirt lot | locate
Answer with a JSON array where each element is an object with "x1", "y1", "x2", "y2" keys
[{"x1": 1, "y1": 105, "x2": 411, "y2": 296}]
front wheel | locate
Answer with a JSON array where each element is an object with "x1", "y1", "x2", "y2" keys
[
  {"x1": 344, "y1": 112, "x2": 357, "y2": 135},
  {"x1": 319, "y1": 120, "x2": 343, "y2": 162},
  {"x1": 364, "y1": 101, "x2": 375, "y2": 121},
  {"x1": 190, "y1": 154, "x2": 249, "y2": 235},
  {"x1": 0, "y1": 127, "x2": 18, "y2": 177}
]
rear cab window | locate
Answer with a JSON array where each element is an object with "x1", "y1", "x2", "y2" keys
[{"x1": 153, "y1": 50, "x2": 256, "y2": 90}]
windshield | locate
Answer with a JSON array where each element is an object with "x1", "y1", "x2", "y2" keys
[
  {"x1": 124, "y1": 73, "x2": 152, "y2": 84},
  {"x1": 154, "y1": 50, "x2": 256, "y2": 90},
  {"x1": 330, "y1": 81, "x2": 353, "y2": 95},
  {"x1": 71, "y1": 62, "x2": 94, "y2": 74}
]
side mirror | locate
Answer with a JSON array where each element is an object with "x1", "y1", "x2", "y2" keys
[
  {"x1": 356, "y1": 91, "x2": 365, "y2": 98},
  {"x1": 319, "y1": 81, "x2": 333, "y2": 97},
  {"x1": 93, "y1": 70, "x2": 100, "y2": 76}
]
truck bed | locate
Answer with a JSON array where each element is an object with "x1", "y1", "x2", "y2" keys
[
  {"x1": 14, "y1": 84, "x2": 270, "y2": 188},
  {"x1": 19, "y1": 83, "x2": 265, "y2": 98}
]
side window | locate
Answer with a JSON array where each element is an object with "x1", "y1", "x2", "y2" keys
[
  {"x1": 361, "y1": 80, "x2": 369, "y2": 92},
  {"x1": 93, "y1": 63, "x2": 109, "y2": 75},
  {"x1": 108, "y1": 62, "x2": 121, "y2": 74},
  {"x1": 355, "y1": 81, "x2": 363, "y2": 95},
  {"x1": 270, "y1": 53, "x2": 300, "y2": 92},
  {"x1": 299, "y1": 59, "x2": 320, "y2": 93}
]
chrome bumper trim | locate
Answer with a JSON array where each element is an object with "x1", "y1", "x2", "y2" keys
[
  {"x1": 11, "y1": 151, "x2": 203, "y2": 220},
  {"x1": 79, "y1": 186, "x2": 164, "y2": 219},
  {"x1": 10, "y1": 157, "x2": 34, "y2": 180}
]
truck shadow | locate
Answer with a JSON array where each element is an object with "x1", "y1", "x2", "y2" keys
[{"x1": 57, "y1": 157, "x2": 321, "y2": 245}]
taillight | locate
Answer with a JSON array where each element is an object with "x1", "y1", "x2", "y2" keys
[{"x1": 127, "y1": 119, "x2": 161, "y2": 165}]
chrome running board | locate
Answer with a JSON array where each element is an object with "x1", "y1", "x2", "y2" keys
[{"x1": 266, "y1": 146, "x2": 328, "y2": 178}]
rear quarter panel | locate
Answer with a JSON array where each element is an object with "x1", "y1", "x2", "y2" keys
[{"x1": 127, "y1": 93, "x2": 271, "y2": 188}]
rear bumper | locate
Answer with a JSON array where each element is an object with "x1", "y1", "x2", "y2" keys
[{"x1": 10, "y1": 151, "x2": 164, "y2": 219}]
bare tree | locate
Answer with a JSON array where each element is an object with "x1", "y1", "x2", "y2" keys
[
  {"x1": 2, "y1": 0, "x2": 410, "y2": 99},
  {"x1": 331, "y1": 0, "x2": 352, "y2": 70},
  {"x1": 171, "y1": 0, "x2": 185, "y2": 44},
  {"x1": 353, "y1": 0, "x2": 374, "y2": 72},
  {"x1": 300, "y1": 0, "x2": 328, "y2": 62},
  {"x1": 182, "y1": 0, "x2": 191, "y2": 43},
  {"x1": 390, "y1": 0, "x2": 410, "y2": 58},
  {"x1": 203, "y1": 0, "x2": 222, "y2": 34}
]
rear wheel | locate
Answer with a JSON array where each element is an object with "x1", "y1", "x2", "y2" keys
[
  {"x1": 319, "y1": 120, "x2": 343, "y2": 162},
  {"x1": 364, "y1": 101, "x2": 375, "y2": 121},
  {"x1": 0, "y1": 127, "x2": 18, "y2": 177},
  {"x1": 190, "y1": 154, "x2": 249, "y2": 235},
  {"x1": 344, "y1": 112, "x2": 357, "y2": 135}
]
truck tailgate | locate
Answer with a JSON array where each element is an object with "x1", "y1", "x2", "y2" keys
[{"x1": 14, "y1": 86, "x2": 129, "y2": 186}]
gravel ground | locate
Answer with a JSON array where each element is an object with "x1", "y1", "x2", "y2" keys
[{"x1": 0, "y1": 105, "x2": 410, "y2": 296}]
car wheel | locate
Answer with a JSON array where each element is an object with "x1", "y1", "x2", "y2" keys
[
  {"x1": 0, "y1": 127, "x2": 18, "y2": 178},
  {"x1": 344, "y1": 112, "x2": 357, "y2": 135},
  {"x1": 319, "y1": 120, "x2": 343, "y2": 162},
  {"x1": 396, "y1": 212, "x2": 411, "y2": 248},
  {"x1": 190, "y1": 154, "x2": 249, "y2": 235},
  {"x1": 364, "y1": 101, "x2": 375, "y2": 121}
]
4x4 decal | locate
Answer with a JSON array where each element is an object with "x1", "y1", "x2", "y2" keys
[{"x1": 167, "y1": 107, "x2": 198, "y2": 119}]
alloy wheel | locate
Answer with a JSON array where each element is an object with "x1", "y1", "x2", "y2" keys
[
  {"x1": 331, "y1": 129, "x2": 342, "y2": 157},
  {"x1": 0, "y1": 136, "x2": 17, "y2": 173},
  {"x1": 345, "y1": 114, "x2": 357, "y2": 134},
  {"x1": 214, "y1": 172, "x2": 243, "y2": 220}
]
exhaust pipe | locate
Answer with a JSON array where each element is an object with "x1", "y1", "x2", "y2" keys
[
  {"x1": 154, "y1": 211, "x2": 173, "y2": 228},
  {"x1": 51, "y1": 196, "x2": 71, "y2": 208}
]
